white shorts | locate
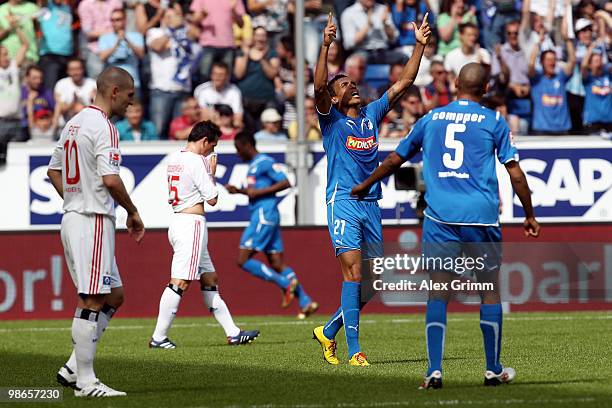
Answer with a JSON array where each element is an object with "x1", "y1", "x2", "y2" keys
[
  {"x1": 60, "y1": 212, "x2": 122, "y2": 295},
  {"x1": 168, "y1": 213, "x2": 215, "y2": 280}
]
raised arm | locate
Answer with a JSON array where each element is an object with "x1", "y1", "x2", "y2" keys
[
  {"x1": 504, "y1": 161, "x2": 539, "y2": 237},
  {"x1": 314, "y1": 13, "x2": 336, "y2": 114},
  {"x1": 563, "y1": 38, "x2": 576, "y2": 77},
  {"x1": 387, "y1": 13, "x2": 431, "y2": 106},
  {"x1": 14, "y1": 26, "x2": 29, "y2": 67},
  {"x1": 527, "y1": 34, "x2": 541, "y2": 78},
  {"x1": 581, "y1": 42, "x2": 596, "y2": 78}
]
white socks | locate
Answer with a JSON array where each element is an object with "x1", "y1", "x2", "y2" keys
[
  {"x1": 66, "y1": 305, "x2": 115, "y2": 373},
  {"x1": 202, "y1": 286, "x2": 240, "y2": 337},
  {"x1": 72, "y1": 309, "x2": 99, "y2": 389},
  {"x1": 152, "y1": 285, "x2": 182, "y2": 342}
]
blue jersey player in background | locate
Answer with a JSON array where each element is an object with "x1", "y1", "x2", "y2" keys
[
  {"x1": 226, "y1": 131, "x2": 318, "y2": 319},
  {"x1": 311, "y1": 12, "x2": 431, "y2": 366},
  {"x1": 353, "y1": 63, "x2": 541, "y2": 387}
]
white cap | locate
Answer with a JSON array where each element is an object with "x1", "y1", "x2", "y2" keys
[
  {"x1": 261, "y1": 108, "x2": 282, "y2": 123},
  {"x1": 575, "y1": 18, "x2": 593, "y2": 32}
]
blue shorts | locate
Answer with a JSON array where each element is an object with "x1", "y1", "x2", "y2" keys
[
  {"x1": 327, "y1": 199, "x2": 383, "y2": 259},
  {"x1": 422, "y1": 216, "x2": 502, "y2": 274},
  {"x1": 240, "y1": 208, "x2": 283, "y2": 254}
]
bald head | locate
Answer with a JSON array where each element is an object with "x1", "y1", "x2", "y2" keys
[
  {"x1": 96, "y1": 66, "x2": 134, "y2": 97},
  {"x1": 456, "y1": 63, "x2": 488, "y2": 97},
  {"x1": 94, "y1": 66, "x2": 135, "y2": 117}
]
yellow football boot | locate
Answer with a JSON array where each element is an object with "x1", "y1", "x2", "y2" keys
[
  {"x1": 349, "y1": 352, "x2": 370, "y2": 366},
  {"x1": 312, "y1": 326, "x2": 339, "y2": 365}
]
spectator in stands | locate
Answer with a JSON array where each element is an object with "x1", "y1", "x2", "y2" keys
[
  {"x1": 0, "y1": 29, "x2": 28, "y2": 156},
  {"x1": 99, "y1": 8, "x2": 145, "y2": 97},
  {"x1": 195, "y1": 62, "x2": 244, "y2": 128},
  {"x1": 303, "y1": 0, "x2": 328, "y2": 68},
  {"x1": 274, "y1": 35, "x2": 310, "y2": 130},
  {"x1": 247, "y1": 0, "x2": 294, "y2": 47},
  {"x1": 21, "y1": 65, "x2": 55, "y2": 138},
  {"x1": 499, "y1": 20, "x2": 531, "y2": 135},
  {"x1": 169, "y1": 97, "x2": 201, "y2": 140},
  {"x1": 380, "y1": 86, "x2": 423, "y2": 138},
  {"x1": 436, "y1": 0, "x2": 477, "y2": 57},
  {"x1": 54, "y1": 59, "x2": 97, "y2": 125},
  {"x1": 116, "y1": 100, "x2": 158, "y2": 141},
  {"x1": 567, "y1": 18, "x2": 608, "y2": 132},
  {"x1": 341, "y1": 0, "x2": 404, "y2": 64},
  {"x1": 147, "y1": 6, "x2": 198, "y2": 138},
  {"x1": 422, "y1": 60, "x2": 452, "y2": 111},
  {"x1": 135, "y1": 0, "x2": 165, "y2": 34},
  {"x1": 481, "y1": 0, "x2": 520, "y2": 51},
  {"x1": 38, "y1": 0, "x2": 73, "y2": 91},
  {"x1": 345, "y1": 53, "x2": 378, "y2": 104},
  {"x1": 288, "y1": 96, "x2": 321, "y2": 141},
  {"x1": 326, "y1": 40, "x2": 345, "y2": 77},
  {"x1": 234, "y1": 26, "x2": 280, "y2": 129},
  {"x1": 525, "y1": 0, "x2": 564, "y2": 45},
  {"x1": 26, "y1": 105, "x2": 56, "y2": 142},
  {"x1": 391, "y1": 0, "x2": 433, "y2": 56},
  {"x1": 528, "y1": 33, "x2": 576, "y2": 134},
  {"x1": 78, "y1": 0, "x2": 122, "y2": 78},
  {"x1": 377, "y1": 62, "x2": 404, "y2": 96},
  {"x1": 519, "y1": 0, "x2": 554, "y2": 60},
  {"x1": 444, "y1": 22, "x2": 491, "y2": 81},
  {"x1": 233, "y1": 7, "x2": 253, "y2": 50},
  {"x1": 214, "y1": 104, "x2": 239, "y2": 140},
  {"x1": 190, "y1": 0, "x2": 245, "y2": 81},
  {"x1": 414, "y1": 36, "x2": 437, "y2": 87},
  {"x1": 0, "y1": 0, "x2": 39, "y2": 64},
  {"x1": 581, "y1": 46, "x2": 612, "y2": 132},
  {"x1": 254, "y1": 108, "x2": 287, "y2": 141}
]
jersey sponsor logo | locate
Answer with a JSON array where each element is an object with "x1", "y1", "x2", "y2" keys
[
  {"x1": 591, "y1": 85, "x2": 610, "y2": 96},
  {"x1": 541, "y1": 94, "x2": 564, "y2": 107},
  {"x1": 345, "y1": 135, "x2": 378, "y2": 151}
]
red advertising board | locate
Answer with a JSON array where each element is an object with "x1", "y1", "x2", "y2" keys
[{"x1": 0, "y1": 225, "x2": 610, "y2": 320}]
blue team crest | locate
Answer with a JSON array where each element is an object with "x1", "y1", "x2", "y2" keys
[{"x1": 102, "y1": 276, "x2": 111, "y2": 285}]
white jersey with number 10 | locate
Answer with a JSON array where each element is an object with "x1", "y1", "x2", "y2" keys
[
  {"x1": 166, "y1": 150, "x2": 218, "y2": 213},
  {"x1": 48, "y1": 105, "x2": 122, "y2": 219}
]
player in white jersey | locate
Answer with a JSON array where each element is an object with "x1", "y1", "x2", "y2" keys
[
  {"x1": 150, "y1": 121, "x2": 260, "y2": 348},
  {"x1": 47, "y1": 67, "x2": 145, "y2": 398}
]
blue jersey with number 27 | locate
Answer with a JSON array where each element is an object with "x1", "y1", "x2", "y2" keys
[
  {"x1": 318, "y1": 93, "x2": 390, "y2": 203},
  {"x1": 396, "y1": 99, "x2": 519, "y2": 226}
]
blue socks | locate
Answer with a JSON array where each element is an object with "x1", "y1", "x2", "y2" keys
[
  {"x1": 281, "y1": 267, "x2": 311, "y2": 309},
  {"x1": 323, "y1": 307, "x2": 343, "y2": 339},
  {"x1": 426, "y1": 299, "x2": 447, "y2": 376},
  {"x1": 341, "y1": 282, "x2": 361, "y2": 357},
  {"x1": 480, "y1": 303, "x2": 503, "y2": 374},
  {"x1": 241, "y1": 259, "x2": 290, "y2": 289}
]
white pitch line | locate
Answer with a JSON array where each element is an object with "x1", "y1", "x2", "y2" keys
[
  {"x1": 186, "y1": 397, "x2": 600, "y2": 408},
  {"x1": 0, "y1": 314, "x2": 610, "y2": 334}
]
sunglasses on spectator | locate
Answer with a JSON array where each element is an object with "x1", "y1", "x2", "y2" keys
[
  {"x1": 506, "y1": 31, "x2": 518, "y2": 36},
  {"x1": 432, "y1": 70, "x2": 446, "y2": 75},
  {"x1": 111, "y1": 17, "x2": 124, "y2": 21}
]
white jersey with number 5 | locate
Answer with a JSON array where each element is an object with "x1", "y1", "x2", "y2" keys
[
  {"x1": 167, "y1": 150, "x2": 218, "y2": 213},
  {"x1": 48, "y1": 105, "x2": 122, "y2": 219}
]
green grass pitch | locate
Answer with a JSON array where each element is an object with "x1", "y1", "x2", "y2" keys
[{"x1": 1, "y1": 311, "x2": 611, "y2": 407}]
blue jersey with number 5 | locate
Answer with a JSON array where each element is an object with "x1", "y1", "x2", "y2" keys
[{"x1": 395, "y1": 99, "x2": 519, "y2": 226}]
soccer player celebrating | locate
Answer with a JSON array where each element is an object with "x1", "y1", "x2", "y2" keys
[
  {"x1": 352, "y1": 63, "x2": 541, "y2": 387},
  {"x1": 312, "y1": 12, "x2": 431, "y2": 366},
  {"x1": 48, "y1": 67, "x2": 145, "y2": 397},
  {"x1": 150, "y1": 121, "x2": 259, "y2": 348},
  {"x1": 226, "y1": 132, "x2": 319, "y2": 319}
]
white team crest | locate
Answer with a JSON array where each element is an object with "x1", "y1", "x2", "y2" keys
[
  {"x1": 554, "y1": 80, "x2": 560, "y2": 89},
  {"x1": 361, "y1": 118, "x2": 373, "y2": 131}
]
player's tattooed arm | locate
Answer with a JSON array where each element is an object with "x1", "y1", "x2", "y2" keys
[
  {"x1": 351, "y1": 152, "x2": 405, "y2": 199},
  {"x1": 387, "y1": 12, "x2": 431, "y2": 107},
  {"x1": 47, "y1": 169, "x2": 64, "y2": 199},
  {"x1": 314, "y1": 13, "x2": 336, "y2": 114},
  {"x1": 504, "y1": 161, "x2": 540, "y2": 238}
]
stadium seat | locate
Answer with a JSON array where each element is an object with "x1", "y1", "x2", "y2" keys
[{"x1": 364, "y1": 64, "x2": 390, "y2": 90}]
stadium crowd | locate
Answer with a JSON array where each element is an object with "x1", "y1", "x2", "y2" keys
[{"x1": 0, "y1": 0, "x2": 611, "y2": 147}]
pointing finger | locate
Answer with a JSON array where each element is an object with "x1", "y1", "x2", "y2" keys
[
  {"x1": 422, "y1": 12, "x2": 429, "y2": 26},
  {"x1": 328, "y1": 12, "x2": 333, "y2": 25}
]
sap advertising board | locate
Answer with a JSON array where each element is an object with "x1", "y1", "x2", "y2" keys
[{"x1": 0, "y1": 138, "x2": 609, "y2": 230}]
